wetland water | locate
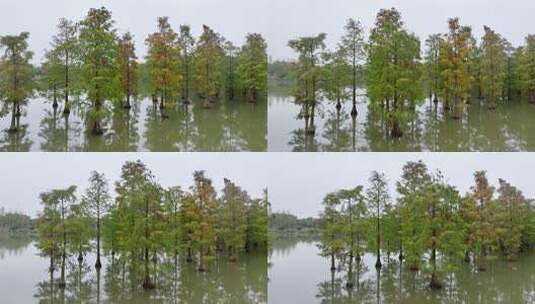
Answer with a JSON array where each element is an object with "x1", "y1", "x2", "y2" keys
[
  {"x1": 268, "y1": 93, "x2": 535, "y2": 152},
  {"x1": 0, "y1": 239, "x2": 267, "y2": 303},
  {"x1": 269, "y1": 239, "x2": 535, "y2": 304},
  {"x1": 0, "y1": 97, "x2": 266, "y2": 152}
]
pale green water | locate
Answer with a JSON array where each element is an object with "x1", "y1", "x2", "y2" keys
[
  {"x1": 0, "y1": 239, "x2": 267, "y2": 303},
  {"x1": 0, "y1": 97, "x2": 266, "y2": 152},
  {"x1": 268, "y1": 93, "x2": 535, "y2": 152},
  {"x1": 269, "y1": 239, "x2": 535, "y2": 304}
]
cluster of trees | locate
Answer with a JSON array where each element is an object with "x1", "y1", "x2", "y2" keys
[
  {"x1": 0, "y1": 212, "x2": 35, "y2": 238},
  {"x1": 287, "y1": 7, "x2": 535, "y2": 138},
  {"x1": 36, "y1": 160, "x2": 268, "y2": 290},
  {"x1": 0, "y1": 6, "x2": 267, "y2": 134},
  {"x1": 319, "y1": 161, "x2": 535, "y2": 290},
  {"x1": 269, "y1": 212, "x2": 320, "y2": 237}
]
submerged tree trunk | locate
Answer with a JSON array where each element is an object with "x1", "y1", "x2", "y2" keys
[{"x1": 95, "y1": 203, "x2": 102, "y2": 270}]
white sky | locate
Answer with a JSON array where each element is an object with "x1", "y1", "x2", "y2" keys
[
  {"x1": 0, "y1": 153, "x2": 268, "y2": 217},
  {"x1": 1, "y1": 0, "x2": 533, "y2": 62}
]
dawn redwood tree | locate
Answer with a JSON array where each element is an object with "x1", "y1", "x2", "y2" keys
[
  {"x1": 177, "y1": 25, "x2": 195, "y2": 105},
  {"x1": 338, "y1": 186, "x2": 367, "y2": 288},
  {"x1": 480, "y1": 26, "x2": 507, "y2": 110},
  {"x1": 220, "y1": 178, "x2": 248, "y2": 261},
  {"x1": 78, "y1": 7, "x2": 120, "y2": 135},
  {"x1": 114, "y1": 160, "x2": 164, "y2": 289},
  {"x1": 517, "y1": 35, "x2": 535, "y2": 103},
  {"x1": 321, "y1": 47, "x2": 351, "y2": 110},
  {"x1": 82, "y1": 171, "x2": 111, "y2": 270},
  {"x1": 66, "y1": 202, "x2": 92, "y2": 263},
  {"x1": 288, "y1": 33, "x2": 326, "y2": 135},
  {"x1": 237, "y1": 33, "x2": 268, "y2": 103},
  {"x1": 245, "y1": 188, "x2": 269, "y2": 250},
  {"x1": 38, "y1": 186, "x2": 77, "y2": 289},
  {"x1": 145, "y1": 17, "x2": 180, "y2": 110},
  {"x1": 0, "y1": 32, "x2": 34, "y2": 132},
  {"x1": 439, "y1": 18, "x2": 473, "y2": 118},
  {"x1": 164, "y1": 186, "x2": 183, "y2": 259},
  {"x1": 395, "y1": 160, "x2": 431, "y2": 270},
  {"x1": 36, "y1": 190, "x2": 62, "y2": 285},
  {"x1": 366, "y1": 8, "x2": 422, "y2": 138},
  {"x1": 319, "y1": 192, "x2": 344, "y2": 271},
  {"x1": 340, "y1": 18, "x2": 366, "y2": 117},
  {"x1": 223, "y1": 40, "x2": 239, "y2": 100},
  {"x1": 190, "y1": 170, "x2": 218, "y2": 271},
  {"x1": 194, "y1": 25, "x2": 224, "y2": 108},
  {"x1": 466, "y1": 171, "x2": 497, "y2": 271},
  {"x1": 118, "y1": 32, "x2": 138, "y2": 109},
  {"x1": 47, "y1": 18, "x2": 79, "y2": 114},
  {"x1": 424, "y1": 34, "x2": 443, "y2": 103},
  {"x1": 366, "y1": 171, "x2": 389, "y2": 269},
  {"x1": 495, "y1": 178, "x2": 529, "y2": 260}
]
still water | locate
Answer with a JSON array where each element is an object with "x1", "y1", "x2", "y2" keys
[
  {"x1": 0, "y1": 97, "x2": 266, "y2": 152},
  {"x1": 0, "y1": 239, "x2": 267, "y2": 303},
  {"x1": 268, "y1": 93, "x2": 535, "y2": 152},
  {"x1": 269, "y1": 239, "x2": 535, "y2": 304}
]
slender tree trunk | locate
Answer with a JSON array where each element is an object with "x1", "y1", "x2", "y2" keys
[
  {"x1": 95, "y1": 201, "x2": 102, "y2": 270},
  {"x1": 351, "y1": 54, "x2": 358, "y2": 117},
  {"x1": 59, "y1": 200, "x2": 66, "y2": 288},
  {"x1": 63, "y1": 52, "x2": 70, "y2": 115}
]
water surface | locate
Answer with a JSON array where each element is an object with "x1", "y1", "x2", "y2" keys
[
  {"x1": 0, "y1": 97, "x2": 266, "y2": 152},
  {"x1": 269, "y1": 238, "x2": 535, "y2": 304},
  {"x1": 268, "y1": 92, "x2": 535, "y2": 152},
  {"x1": 0, "y1": 239, "x2": 267, "y2": 303}
]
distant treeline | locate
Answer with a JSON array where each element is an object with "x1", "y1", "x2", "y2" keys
[
  {"x1": 269, "y1": 211, "x2": 320, "y2": 238},
  {"x1": 36, "y1": 160, "x2": 268, "y2": 290},
  {"x1": 0, "y1": 212, "x2": 36, "y2": 238},
  {"x1": 0, "y1": 6, "x2": 267, "y2": 135},
  {"x1": 284, "y1": 7, "x2": 535, "y2": 138}
]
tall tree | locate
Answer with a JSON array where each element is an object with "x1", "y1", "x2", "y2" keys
[
  {"x1": 340, "y1": 18, "x2": 366, "y2": 116},
  {"x1": 190, "y1": 170, "x2": 218, "y2": 271},
  {"x1": 366, "y1": 171, "x2": 389, "y2": 269},
  {"x1": 220, "y1": 178, "x2": 248, "y2": 261},
  {"x1": 237, "y1": 33, "x2": 268, "y2": 103},
  {"x1": 424, "y1": 34, "x2": 443, "y2": 103},
  {"x1": 366, "y1": 8, "x2": 422, "y2": 137},
  {"x1": 0, "y1": 32, "x2": 34, "y2": 132},
  {"x1": 177, "y1": 25, "x2": 195, "y2": 105},
  {"x1": 288, "y1": 33, "x2": 326, "y2": 135},
  {"x1": 319, "y1": 192, "x2": 344, "y2": 271},
  {"x1": 145, "y1": 17, "x2": 180, "y2": 110},
  {"x1": 48, "y1": 18, "x2": 79, "y2": 115},
  {"x1": 439, "y1": 18, "x2": 473, "y2": 118},
  {"x1": 480, "y1": 26, "x2": 507, "y2": 109},
  {"x1": 321, "y1": 47, "x2": 351, "y2": 110},
  {"x1": 82, "y1": 171, "x2": 110, "y2": 270},
  {"x1": 194, "y1": 25, "x2": 224, "y2": 108},
  {"x1": 78, "y1": 7, "x2": 119, "y2": 135},
  {"x1": 117, "y1": 32, "x2": 138, "y2": 109}
]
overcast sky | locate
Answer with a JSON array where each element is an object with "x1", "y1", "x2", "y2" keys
[
  {"x1": 0, "y1": 153, "x2": 268, "y2": 217},
  {"x1": 1, "y1": 0, "x2": 533, "y2": 62},
  {"x1": 268, "y1": 153, "x2": 535, "y2": 218}
]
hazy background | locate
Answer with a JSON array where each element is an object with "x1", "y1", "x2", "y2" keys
[
  {"x1": 1, "y1": 0, "x2": 533, "y2": 62},
  {"x1": 0, "y1": 153, "x2": 268, "y2": 217},
  {"x1": 268, "y1": 153, "x2": 535, "y2": 218}
]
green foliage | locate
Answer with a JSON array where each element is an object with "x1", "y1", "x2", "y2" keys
[
  {"x1": 194, "y1": 25, "x2": 224, "y2": 105},
  {"x1": 237, "y1": 33, "x2": 268, "y2": 102},
  {"x1": 78, "y1": 7, "x2": 120, "y2": 134},
  {"x1": 366, "y1": 8, "x2": 423, "y2": 137},
  {"x1": 145, "y1": 17, "x2": 180, "y2": 107}
]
